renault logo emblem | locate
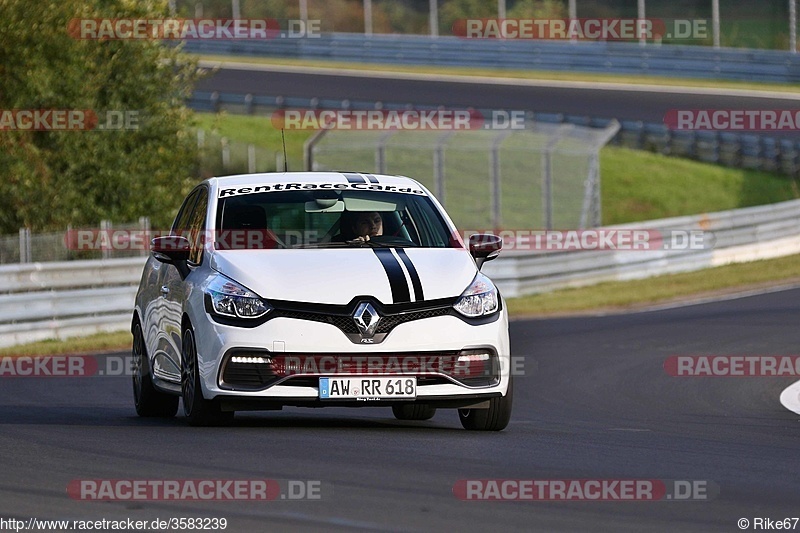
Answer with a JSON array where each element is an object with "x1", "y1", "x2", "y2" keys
[{"x1": 353, "y1": 302, "x2": 381, "y2": 338}]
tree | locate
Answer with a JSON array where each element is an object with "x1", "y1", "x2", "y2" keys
[{"x1": 0, "y1": 0, "x2": 200, "y2": 232}]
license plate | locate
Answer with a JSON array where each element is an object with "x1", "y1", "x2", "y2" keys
[{"x1": 319, "y1": 377, "x2": 417, "y2": 400}]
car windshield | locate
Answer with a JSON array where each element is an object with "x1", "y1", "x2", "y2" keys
[{"x1": 214, "y1": 189, "x2": 458, "y2": 249}]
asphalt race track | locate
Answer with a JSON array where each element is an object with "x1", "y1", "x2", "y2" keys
[
  {"x1": 196, "y1": 64, "x2": 800, "y2": 124},
  {"x1": 1, "y1": 289, "x2": 798, "y2": 532}
]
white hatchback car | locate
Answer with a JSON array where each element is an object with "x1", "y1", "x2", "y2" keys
[{"x1": 132, "y1": 172, "x2": 512, "y2": 430}]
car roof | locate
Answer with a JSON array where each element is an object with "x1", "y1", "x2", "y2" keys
[{"x1": 207, "y1": 171, "x2": 421, "y2": 189}]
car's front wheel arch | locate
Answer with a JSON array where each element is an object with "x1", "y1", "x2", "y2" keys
[
  {"x1": 130, "y1": 310, "x2": 140, "y2": 335},
  {"x1": 131, "y1": 315, "x2": 179, "y2": 418},
  {"x1": 180, "y1": 314, "x2": 233, "y2": 426}
]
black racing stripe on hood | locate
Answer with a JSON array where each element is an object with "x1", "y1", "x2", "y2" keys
[
  {"x1": 372, "y1": 248, "x2": 411, "y2": 303},
  {"x1": 395, "y1": 248, "x2": 424, "y2": 302},
  {"x1": 343, "y1": 173, "x2": 367, "y2": 184}
]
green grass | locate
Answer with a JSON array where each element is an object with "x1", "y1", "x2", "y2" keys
[
  {"x1": 600, "y1": 146, "x2": 800, "y2": 225},
  {"x1": 198, "y1": 55, "x2": 800, "y2": 94},
  {"x1": 0, "y1": 331, "x2": 132, "y2": 357},
  {"x1": 192, "y1": 112, "x2": 310, "y2": 174}
]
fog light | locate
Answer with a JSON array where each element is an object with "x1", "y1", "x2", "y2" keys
[
  {"x1": 457, "y1": 353, "x2": 491, "y2": 363},
  {"x1": 452, "y1": 351, "x2": 499, "y2": 387},
  {"x1": 231, "y1": 356, "x2": 271, "y2": 364}
]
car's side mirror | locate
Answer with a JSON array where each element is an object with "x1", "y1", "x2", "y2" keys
[
  {"x1": 151, "y1": 236, "x2": 191, "y2": 279},
  {"x1": 469, "y1": 233, "x2": 502, "y2": 270}
]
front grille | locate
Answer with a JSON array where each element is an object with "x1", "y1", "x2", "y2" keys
[
  {"x1": 280, "y1": 311, "x2": 358, "y2": 333},
  {"x1": 277, "y1": 307, "x2": 452, "y2": 336},
  {"x1": 375, "y1": 308, "x2": 451, "y2": 333},
  {"x1": 281, "y1": 377, "x2": 319, "y2": 387}
]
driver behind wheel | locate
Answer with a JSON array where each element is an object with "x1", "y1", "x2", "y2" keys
[{"x1": 335, "y1": 211, "x2": 383, "y2": 242}]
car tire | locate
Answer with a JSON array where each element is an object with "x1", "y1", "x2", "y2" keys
[
  {"x1": 132, "y1": 321, "x2": 179, "y2": 418},
  {"x1": 392, "y1": 404, "x2": 436, "y2": 421},
  {"x1": 458, "y1": 377, "x2": 513, "y2": 431},
  {"x1": 181, "y1": 327, "x2": 234, "y2": 427}
]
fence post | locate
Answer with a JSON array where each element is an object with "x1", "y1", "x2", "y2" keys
[
  {"x1": 100, "y1": 220, "x2": 111, "y2": 260},
  {"x1": 363, "y1": 0, "x2": 373, "y2": 35},
  {"x1": 490, "y1": 130, "x2": 513, "y2": 231},
  {"x1": 637, "y1": 0, "x2": 646, "y2": 46},
  {"x1": 569, "y1": 0, "x2": 577, "y2": 43},
  {"x1": 139, "y1": 216, "x2": 150, "y2": 257},
  {"x1": 221, "y1": 138, "x2": 230, "y2": 169},
  {"x1": 540, "y1": 124, "x2": 574, "y2": 230},
  {"x1": 65, "y1": 224, "x2": 72, "y2": 260},
  {"x1": 433, "y1": 131, "x2": 455, "y2": 206},
  {"x1": 580, "y1": 154, "x2": 600, "y2": 229},
  {"x1": 299, "y1": 0, "x2": 308, "y2": 25},
  {"x1": 19, "y1": 228, "x2": 31, "y2": 264},
  {"x1": 585, "y1": 119, "x2": 620, "y2": 228},
  {"x1": 429, "y1": 0, "x2": 438, "y2": 37},
  {"x1": 375, "y1": 131, "x2": 396, "y2": 174},
  {"x1": 304, "y1": 128, "x2": 329, "y2": 170},
  {"x1": 248, "y1": 144, "x2": 256, "y2": 173}
]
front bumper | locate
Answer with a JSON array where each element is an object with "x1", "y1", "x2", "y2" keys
[{"x1": 189, "y1": 301, "x2": 511, "y2": 405}]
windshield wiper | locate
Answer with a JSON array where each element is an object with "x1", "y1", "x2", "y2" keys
[
  {"x1": 288, "y1": 242, "x2": 350, "y2": 249},
  {"x1": 346, "y1": 239, "x2": 390, "y2": 248}
]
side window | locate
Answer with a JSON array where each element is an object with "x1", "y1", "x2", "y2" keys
[
  {"x1": 172, "y1": 190, "x2": 199, "y2": 235},
  {"x1": 187, "y1": 188, "x2": 209, "y2": 265}
]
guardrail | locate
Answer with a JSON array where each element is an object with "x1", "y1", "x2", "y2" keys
[
  {"x1": 483, "y1": 199, "x2": 800, "y2": 297},
  {"x1": 183, "y1": 34, "x2": 800, "y2": 83},
  {"x1": 189, "y1": 91, "x2": 800, "y2": 176},
  {"x1": 3, "y1": 198, "x2": 800, "y2": 347},
  {"x1": 0, "y1": 258, "x2": 145, "y2": 347}
]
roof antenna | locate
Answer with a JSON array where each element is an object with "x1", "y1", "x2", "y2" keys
[{"x1": 281, "y1": 129, "x2": 288, "y2": 172}]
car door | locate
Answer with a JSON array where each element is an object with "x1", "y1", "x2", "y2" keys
[{"x1": 152, "y1": 188, "x2": 204, "y2": 383}]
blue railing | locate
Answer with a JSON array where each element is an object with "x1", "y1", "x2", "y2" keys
[{"x1": 183, "y1": 33, "x2": 800, "y2": 83}]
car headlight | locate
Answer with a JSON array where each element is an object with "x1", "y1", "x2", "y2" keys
[
  {"x1": 453, "y1": 272, "x2": 499, "y2": 318},
  {"x1": 205, "y1": 275, "x2": 271, "y2": 319}
]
